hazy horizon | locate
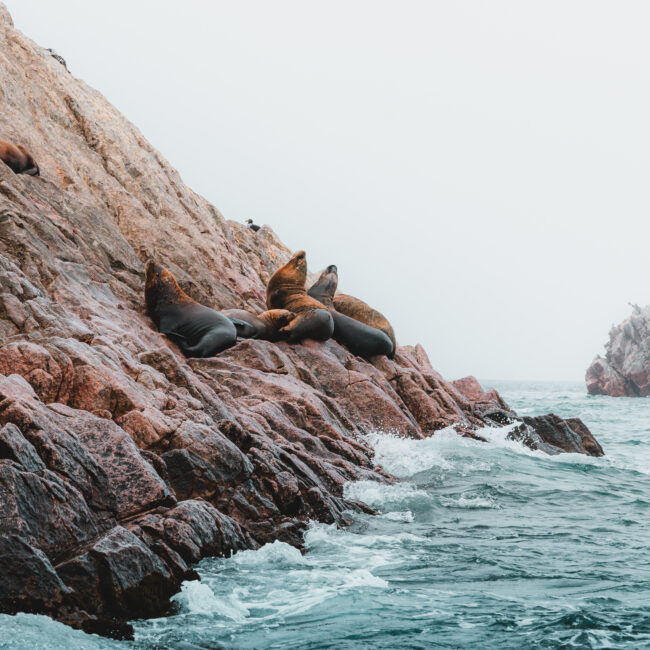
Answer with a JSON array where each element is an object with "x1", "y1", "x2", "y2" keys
[{"x1": 6, "y1": 0, "x2": 649, "y2": 382}]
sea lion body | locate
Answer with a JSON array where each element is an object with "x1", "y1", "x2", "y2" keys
[
  {"x1": 145, "y1": 260, "x2": 237, "y2": 358},
  {"x1": 266, "y1": 250, "x2": 334, "y2": 342},
  {"x1": 222, "y1": 308, "x2": 295, "y2": 341},
  {"x1": 333, "y1": 294, "x2": 397, "y2": 358},
  {"x1": 0, "y1": 141, "x2": 40, "y2": 176},
  {"x1": 308, "y1": 266, "x2": 394, "y2": 358}
]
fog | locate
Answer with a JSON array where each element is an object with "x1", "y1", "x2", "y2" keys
[{"x1": 7, "y1": 0, "x2": 650, "y2": 381}]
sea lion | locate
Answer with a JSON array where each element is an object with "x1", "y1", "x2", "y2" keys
[
  {"x1": 145, "y1": 260, "x2": 239, "y2": 357},
  {"x1": 222, "y1": 308, "x2": 295, "y2": 341},
  {"x1": 333, "y1": 293, "x2": 397, "y2": 358},
  {"x1": 308, "y1": 266, "x2": 394, "y2": 358},
  {"x1": 0, "y1": 141, "x2": 40, "y2": 176},
  {"x1": 266, "y1": 250, "x2": 334, "y2": 342}
]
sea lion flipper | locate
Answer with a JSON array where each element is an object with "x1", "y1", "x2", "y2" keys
[
  {"x1": 183, "y1": 327, "x2": 237, "y2": 358},
  {"x1": 158, "y1": 315, "x2": 180, "y2": 337},
  {"x1": 228, "y1": 317, "x2": 258, "y2": 339}
]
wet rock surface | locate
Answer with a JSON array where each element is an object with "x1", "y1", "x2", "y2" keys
[
  {"x1": 0, "y1": 4, "x2": 603, "y2": 638},
  {"x1": 508, "y1": 414, "x2": 605, "y2": 457},
  {"x1": 586, "y1": 304, "x2": 650, "y2": 397}
]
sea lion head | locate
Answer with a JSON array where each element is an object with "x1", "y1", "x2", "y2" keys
[
  {"x1": 266, "y1": 250, "x2": 309, "y2": 309},
  {"x1": 259, "y1": 308, "x2": 296, "y2": 331},
  {"x1": 307, "y1": 264, "x2": 338, "y2": 308},
  {"x1": 289, "y1": 250, "x2": 307, "y2": 277},
  {"x1": 145, "y1": 259, "x2": 191, "y2": 318},
  {"x1": 25, "y1": 152, "x2": 40, "y2": 176}
]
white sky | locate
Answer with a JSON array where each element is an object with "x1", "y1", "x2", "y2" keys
[{"x1": 6, "y1": 1, "x2": 650, "y2": 381}]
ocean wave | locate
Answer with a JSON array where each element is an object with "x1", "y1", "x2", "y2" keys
[
  {"x1": 233, "y1": 539, "x2": 305, "y2": 567},
  {"x1": 381, "y1": 510, "x2": 415, "y2": 522},
  {"x1": 364, "y1": 429, "x2": 455, "y2": 476},
  {"x1": 171, "y1": 580, "x2": 250, "y2": 622},
  {"x1": 441, "y1": 493, "x2": 501, "y2": 509},
  {"x1": 343, "y1": 479, "x2": 430, "y2": 509}
]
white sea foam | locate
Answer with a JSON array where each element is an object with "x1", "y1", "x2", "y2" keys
[
  {"x1": 233, "y1": 539, "x2": 305, "y2": 567},
  {"x1": 342, "y1": 569, "x2": 388, "y2": 588},
  {"x1": 382, "y1": 510, "x2": 415, "y2": 522},
  {"x1": 364, "y1": 429, "x2": 455, "y2": 476},
  {"x1": 364, "y1": 423, "x2": 579, "y2": 480},
  {"x1": 305, "y1": 522, "x2": 424, "y2": 554},
  {"x1": 343, "y1": 480, "x2": 429, "y2": 509},
  {"x1": 171, "y1": 581, "x2": 250, "y2": 622},
  {"x1": 442, "y1": 494, "x2": 500, "y2": 509}
]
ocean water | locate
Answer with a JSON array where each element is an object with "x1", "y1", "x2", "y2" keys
[{"x1": 3, "y1": 381, "x2": 650, "y2": 649}]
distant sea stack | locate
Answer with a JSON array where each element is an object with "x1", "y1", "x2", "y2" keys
[{"x1": 586, "y1": 304, "x2": 650, "y2": 396}]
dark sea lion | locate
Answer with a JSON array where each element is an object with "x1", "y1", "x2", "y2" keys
[
  {"x1": 222, "y1": 308, "x2": 295, "y2": 341},
  {"x1": 307, "y1": 264, "x2": 338, "y2": 308},
  {"x1": 266, "y1": 250, "x2": 334, "y2": 342},
  {"x1": 0, "y1": 141, "x2": 40, "y2": 176},
  {"x1": 333, "y1": 293, "x2": 397, "y2": 358},
  {"x1": 145, "y1": 260, "x2": 238, "y2": 357},
  {"x1": 308, "y1": 266, "x2": 394, "y2": 358}
]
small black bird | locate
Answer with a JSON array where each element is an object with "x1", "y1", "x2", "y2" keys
[
  {"x1": 245, "y1": 218, "x2": 260, "y2": 232},
  {"x1": 46, "y1": 48, "x2": 68, "y2": 71}
]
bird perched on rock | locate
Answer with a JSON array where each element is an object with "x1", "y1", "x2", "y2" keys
[
  {"x1": 245, "y1": 218, "x2": 260, "y2": 232},
  {"x1": 46, "y1": 48, "x2": 68, "y2": 70}
]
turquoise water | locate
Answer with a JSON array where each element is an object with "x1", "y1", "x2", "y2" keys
[{"x1": 3, "y1": 381, "x2": 650, "y2": 649}]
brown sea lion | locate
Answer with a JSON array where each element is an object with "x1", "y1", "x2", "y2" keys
[
  {"x1": 333, "y1": 293, "x2": 397, "y2": 359},
  {"x1": 266, "y1": 250, "x2": 334, "y2": 342},
  {"x1": 145, "y1": 260, "x2": 239, "y2": 357},
  {"x1": 308, "y1": 266, "x2": 394, "y2": 358},
  {"x1": 0, "y1": 141, "x2": 40, "y2": 176},
  {"x1": 222, "y1": 308, "x2": 295, "y2": 341}
]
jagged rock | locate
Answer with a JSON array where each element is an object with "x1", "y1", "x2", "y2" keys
[
  {"x1": 586, "y1": 305, "x2": 650, "y2": 396},
  {"x1": 0, "y1": 3, "x2": 604, "y2": 637},
  {"x1": 0, "y1": 535, "x2": 71, "y2": 615},
  {"x1": 508, "y1": 414, "x2": 604, "y2": 457}
]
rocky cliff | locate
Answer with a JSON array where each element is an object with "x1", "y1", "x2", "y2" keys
[
  {"x1": 0, "y1": 5, "x2": 603, "y2": 639},
  {"x1": 586, "y1": 304, "x2": 650, "y2": 396}
]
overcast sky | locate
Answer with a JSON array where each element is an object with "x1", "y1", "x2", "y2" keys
[{"x1": 7, "y1": 1, "x2": 650, "y2": 381}]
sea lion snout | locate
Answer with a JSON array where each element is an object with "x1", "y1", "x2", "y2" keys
[
  {"x1": 145, "y1": 259, "x2": 161, "y2": 281},
  {"x1": 287, "y1": 250, "x2": 307, "y2": 275}
]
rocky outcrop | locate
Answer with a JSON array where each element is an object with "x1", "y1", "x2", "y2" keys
[
  {"x1": 508, "y1": 414, "x2": 604, "y2": 456},
  {"x1": 0, "y1": 5, "x2": 603, "y2": 638},
  {"x1": 586, "y1": 304, "x2": 650, "y2": 396}
]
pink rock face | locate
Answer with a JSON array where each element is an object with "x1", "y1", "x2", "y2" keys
[
  {"x1": 586, "y1": 305, "x2": 650, "y2": 397},
  {"x1": 0, "y1": 5, "x2": 603, "y2": 640}
]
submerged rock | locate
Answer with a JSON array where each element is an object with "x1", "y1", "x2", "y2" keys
[
  {"x1": 0, "y1": 3, "x2": 604, "y2": 637},
  {"x1": 586, "y1": 304, "x2": 650, "y2": 396}
]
